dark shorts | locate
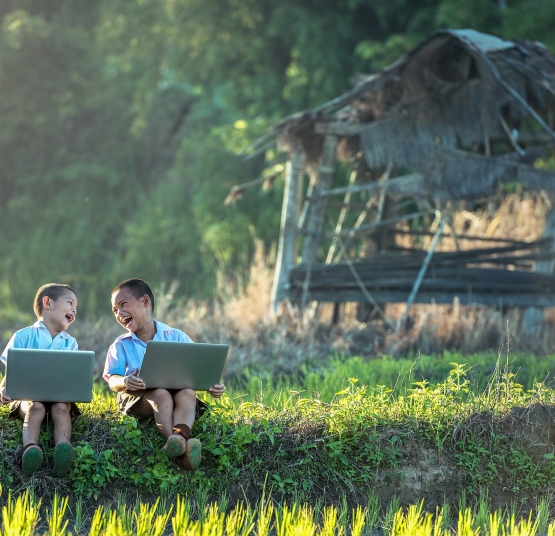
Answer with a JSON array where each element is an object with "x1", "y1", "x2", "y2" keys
[
  {"x1": 8, "y1": 400, "x2": 81, "y2": 419},
  {"x1": 117, "y1": 388, "x2": 207, "y2": 418}
]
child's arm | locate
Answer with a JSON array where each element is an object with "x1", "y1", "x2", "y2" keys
[
  {"x1": 107, "y1": 369, "x2": 146, "y2": 392},
  {"x1": 0, "y1": 376, "x2": 10, "y2": 404}
]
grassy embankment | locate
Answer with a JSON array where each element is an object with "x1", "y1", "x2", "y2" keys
[{"x1": 2, "y1": 352, "x2": 555, "y2": 533}]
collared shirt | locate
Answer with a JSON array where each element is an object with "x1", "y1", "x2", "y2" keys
[
  {"x1": 0, "y1": 320, "x2": 78, "y2": 365},
  {"x1": 102, "y1": 320, "x2": 193, "y2": 380}
]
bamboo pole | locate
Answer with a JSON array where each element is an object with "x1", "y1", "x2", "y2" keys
[
  {"x1": 395, "y1": 217, "x2": 447, "y2": 333},
  {"x1": 270, "y1": 149, "x2": 305, "y2": 311},
  {"x1": 326, "y1": 161, "x2": 360, "y2": 264},
  {"x1": 499, "y1": 115, "x2": 525, "y2": 156},
  {"x1": 375, "y1": 163, "x2": 392, "y2": 224},
  {"x1": 332, "y1": 166, "x2": 393, "y2": 263}
]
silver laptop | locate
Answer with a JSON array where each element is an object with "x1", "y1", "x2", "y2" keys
[
  {"x1": 5, "y1": 348, "x2": 95, "y2": 402},
  {"x1": 140, "y1": 341, "x2": 229, "y2": 390}
]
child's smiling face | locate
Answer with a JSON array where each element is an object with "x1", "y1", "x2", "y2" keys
[
  {"x1": 111, "y1": 287, "x2": 152, "y2": 333},
  {"x1": 42, "y1": 290, "x2": 77, "y2": 332}
]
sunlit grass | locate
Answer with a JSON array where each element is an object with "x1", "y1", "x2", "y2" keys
[{"x1": 2, "y1": 488, "x2": 555, "y2": 535}]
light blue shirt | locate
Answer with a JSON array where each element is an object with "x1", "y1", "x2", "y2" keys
[
  {"x1": 102, "y1": 320, "x2": 193, "y2": 380},
  {"x1": 1, "y1": 320, "x2": 78, "y2": 365}
]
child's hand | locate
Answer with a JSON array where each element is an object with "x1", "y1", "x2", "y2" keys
[
  {"x1": 208, "y1": 383, "x2": 225, "y2": 399},
  {"x1": 123, "y1": 368, "x2": 146, "y2": 391}
]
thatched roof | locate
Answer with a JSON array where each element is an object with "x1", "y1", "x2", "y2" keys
[{"x1": 267, "y1": 29, "x2": 555, "y2": 201}]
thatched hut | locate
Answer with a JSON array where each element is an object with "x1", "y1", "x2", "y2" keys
[{"x1": 240, "y1": 29, "x2": 555, "y2": 331}]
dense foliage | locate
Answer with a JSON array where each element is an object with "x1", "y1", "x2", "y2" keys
[{"x1": 1, "y1": 0, "x2": 554, "y2": 314}]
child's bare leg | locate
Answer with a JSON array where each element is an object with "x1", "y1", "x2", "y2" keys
[
  {"x1": 17, "y1": 401, "x2": 45, "y2": 445},
  {"x1": 132, "y1": 389, "x2": 174, "y2": 439},
  {"x1": 173, "y1": 389, "x2": 202, "y2": 471},
  {"x1": 50, "y1": 403, "x2": 74, "y2": 478},
  {"x1": 50, "y1": 403, "x2": 72, "y2": 445},
  {"x1": 173, "y1": 389, "x2": 197, "y2": 429}
]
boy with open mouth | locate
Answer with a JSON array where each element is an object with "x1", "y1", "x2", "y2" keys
[
  {"x1": 103, "y1": 278, "x2": 225, "y2": 470},
  {"x1": 0, "y1": 283, "x2": 79, "y2": 478}
]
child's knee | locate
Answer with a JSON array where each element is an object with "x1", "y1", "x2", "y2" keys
[
  {"x1": 150, "y1": 388, "x2": 173, "y2": 406},
  {"x1": 174, "y1": 388, "x2": 196, "y2": 405},
  {"x1": 25, "y1": 401, "x2": 46, "y2": 415},
  {"x1": 50, "y1": 402, "x2": 71, "y2": 417}
]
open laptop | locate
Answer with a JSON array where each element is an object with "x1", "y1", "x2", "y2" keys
[
  {"x1": 5, "y1": 348, "x2": 95, "y2": 402},
  {"x1": 139, "y1": 341, "x2": 229, "y2": 390}
]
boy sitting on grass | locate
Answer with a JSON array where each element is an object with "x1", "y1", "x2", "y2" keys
[
  {"x1": 103, "y1": 278, "x2": 225, "y2": 471},
  {"x1": 0, "y1": 283, "x2": 79, "y2": 478}
]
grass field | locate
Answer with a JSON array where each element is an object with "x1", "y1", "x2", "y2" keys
[
  {"x1": 2, "y1": 351, "x2": 555, "y2": 534},
  {"x1": 2, "y1": 487, "x2": 555, "y2": 535}
]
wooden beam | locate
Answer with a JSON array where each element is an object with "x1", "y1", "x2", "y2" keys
[
  {"x1": 316, "y1": 120, "x2": 555, "y2": 145},
  {"x1": 270, "y1": 149, "x2": 305, "y2": 311},
  {"x1": 315, "y1": 122, "x2": 368, "y2": 136},
  {"x1": 391, "y1": 228, "x2": 527, "y2": 244},
  {"x1": 318, "y1": 173, "x2": 423, "y2": 198},
  {"x1": 291, "y1": 290, "x2": 555, "y2": 308},
  {"x1": 319, "y1": 209, "x2": 435, "y2": 238}
]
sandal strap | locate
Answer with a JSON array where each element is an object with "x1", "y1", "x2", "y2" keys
[
  {"x1": 172, "y1": 423, "x2": 191, "y2": 440},
  {"x1": 23, "y1": 443, "x2": 42, "y2": 454}
]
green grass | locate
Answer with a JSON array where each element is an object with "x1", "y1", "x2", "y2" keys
[
  {"x1": 2, "y1": 354, "x2": 555, "y2": 531},
  {"x1": 227, "y1": 349, "x2": 555, "y2": 404},
  {"x1": 1, "y1": 487, "x2": 555, "y2": 535}
]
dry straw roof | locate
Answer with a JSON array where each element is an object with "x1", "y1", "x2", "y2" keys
[{"x1": 268, "y1": 29, "x2": 555, "y2": 201}]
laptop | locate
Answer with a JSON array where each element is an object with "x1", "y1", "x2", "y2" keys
[
  {"x1": 139, "y1": 341, "x2": 229, "y2": 390},
  {"x1": 5, "y1": 348, "x2": 95, "y2": 402}
]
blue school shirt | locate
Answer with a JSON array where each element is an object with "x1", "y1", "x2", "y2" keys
[
  {"x1": 102, "y1": 320, "x2": 193, "y2": 380},
  {"x1": 0, "y1": 320, "x2": 78, "y2": 366}
]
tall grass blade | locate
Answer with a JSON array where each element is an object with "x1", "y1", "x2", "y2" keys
[
  {"x1": 225, "y1": 502, "x2": 255, "y2": 536},
  {"x1": 1, "y1": 491, "x2": 41, "y2": 536},
  {"x1": 47, "y1": 493, "x2": 69, "y2": 536},
  {"x1": 172, "y1": 495, "x2": 193, "y2": 536},
  {"x1": 350, "y1": 506, "x2": 366, "y2": 536}
]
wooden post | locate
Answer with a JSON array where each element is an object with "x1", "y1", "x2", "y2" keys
[
  {"x1": 301, "y1": 135, "x2": 339, "y2": 263},
  {"x1": 300, "y1": 135, "x2": 338, "y2": 308},
  {"x1": 519, "y1": 205, "x2": 555, "y2": 336},
  {"x1": 270, "y1": 149, "x2": 305, "y2": 312}
]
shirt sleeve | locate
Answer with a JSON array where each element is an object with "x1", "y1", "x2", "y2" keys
[
  {"x1": 175, "y1": 329, "x2": 193, "y2": 343},
  {"x1": 102, "y1": 341, "x2": 127, "y2": 381},
  {"x1": 1, "y1": 330, "x2": 28, "y2": 365},
  {"x1": 69, "y1": 338, "x2": 78, "y2": 351}
]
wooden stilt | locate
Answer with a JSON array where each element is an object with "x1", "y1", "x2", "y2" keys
[
  {"x1": 270, "y1": 149, "x2": 305, "y2": 312},
  {"x1": 519, "y1": 204, "x2": 555, "y2": 336}
]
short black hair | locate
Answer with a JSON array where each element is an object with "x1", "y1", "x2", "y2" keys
[
  {"x1": 34, "y1": 283, "x2": 76, "y2": 318},
  {"x1": 111, "y1": 278, "x2": 155, "y2": 312}
]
